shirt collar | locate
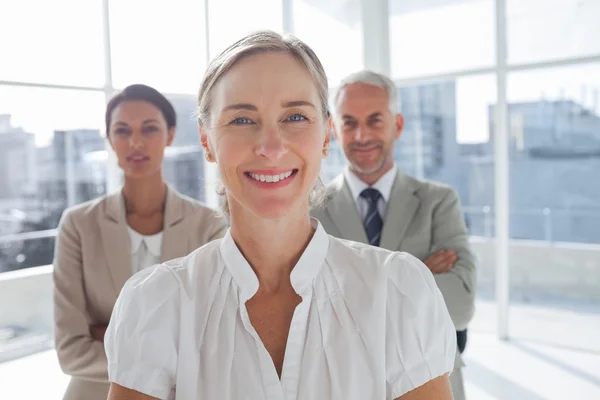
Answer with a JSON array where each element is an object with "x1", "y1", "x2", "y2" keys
[
  {"x1": 127, "y1": 226, "x2": 163, "y2": 257},
  {"x1": 343, "y1": 165, "x2": 398, "y2": 203},
  {"x1": 220, "y1": 218, "x2": 330, "y2": 302}
]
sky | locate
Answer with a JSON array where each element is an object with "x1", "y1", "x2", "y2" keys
[{"x1": 0, "y1": 0, "x2": 599, "y2": 145}]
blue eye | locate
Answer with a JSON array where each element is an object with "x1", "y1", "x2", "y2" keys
[
  {"x1": 287, "y1": 114, "x2": 307, "y2": 122},
  {"x1": 231, "y1": 117, "x2": 253, "y2": 125}
]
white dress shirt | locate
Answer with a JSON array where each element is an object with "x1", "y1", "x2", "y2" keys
[
  {"x1": 344, "y1": 165, "x2": 398, "y2": 220},
  {"x1": 105, "y1": 219, "x2": 456, "y2": 400},
  {"x1": 127, "y1": 226, "x2": 163, "y2": 274}
]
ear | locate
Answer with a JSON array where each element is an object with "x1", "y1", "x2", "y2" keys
[
  {"x1": 166, "y1": 127, "x2": 176, "y2": 146},
  {"x1": 323, "y1": 117, "x2": 333, "y2": 149},
  {"x1": 330, "y1": 115, "x2": 343, "y2": 143},
  {"x1": 199, "y1": 124, "x2": 213, "y2": 160},
  {"x1": 394, "y1": 113, "x2": 404, "y2": 140},
  {"x1": 106, "y1": 134, "x2": 115, "y2": 152}
]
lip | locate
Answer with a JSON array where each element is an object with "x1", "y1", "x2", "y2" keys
[
  {"x1": 244, "y1": 169, "x2": 298, "y2": 189},
  {"x1": 127, "y1": 155, "x2": 149, "y2": 163},
  {"x1": 352, "y1": 146, "x2": 380, "y2": 153}
]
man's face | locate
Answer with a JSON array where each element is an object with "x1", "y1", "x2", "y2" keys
[{"x1": 334, "y1": 82, "x2": 403, "y2": 182}]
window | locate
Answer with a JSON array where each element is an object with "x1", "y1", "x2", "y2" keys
[
  {"x1": 0, "y1": 86, "x2": 105, "y2": 272},
  {"x1": 109, "y1": 0, "x2": 207, "y2": 94},
  {"x1": 0, "y1": 1, "x2": 105, "y2": 87},
  {"x1": 507, "y1": 0, "x2": 600, "y2": 64},
  {"x1": 292, "y1": 0, "x2": 363, "y2": 85},
  {"x1": 164, "y1": 94, "x2": 207, "y2": 202},
  {"x1": 208, "y1": 0, "x2": 283, "y2": 58},
  {"x1": 506, "y1": 64, "x2": 600, "y2": 351},
  {"x1": 388, "y1": 0, "x2": 495, "y2": 79}
]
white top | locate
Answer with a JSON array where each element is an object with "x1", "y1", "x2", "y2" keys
[
  {"x1": 127, "y1": 226, "x2": 163, "y2": 274},
  {"x1": 344, "y1": 165, "x2": 398, "y2": 220},
  {"x1": 105, "y1": 219, "x2": 456, "y2": 400}
]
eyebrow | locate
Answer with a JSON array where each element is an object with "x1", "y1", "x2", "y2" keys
[
  {"x1": 283, "y1": 100, "x2": 316, "y2": 109},
  {"x1": 222, "y1": 101, "x2": 316, "y2": 113},
  {"x1": 114, "y1": 119, "x2": 159, "y2": 126},
  {"x1": 342, "y1": 112, "x2": 383, "y2": 120},
  {"x1": 223, "y1": 103, "x2": 258, "y2": 112}
]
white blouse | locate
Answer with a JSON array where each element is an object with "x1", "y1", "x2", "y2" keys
[
  {"x1": 105, "y1": 219, "x2": 456, "y2": 400},
  {"x1": 127, "y1": 226, "x2": 163, "y2": 274}
]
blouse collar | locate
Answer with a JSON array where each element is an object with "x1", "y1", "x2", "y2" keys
[{"x1": 220, "y1": 218, "x2": 329, "y2": 301}]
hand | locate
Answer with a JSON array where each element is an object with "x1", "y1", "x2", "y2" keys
[
  {"x1": 89, "y1": 324, "x2": 108, "y2": 342},
  {"x1": 423, "y1": 249, "x2": 457, "y2": 274}
]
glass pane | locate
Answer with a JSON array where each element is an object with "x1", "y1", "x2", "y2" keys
[
  {"x1": 388, "y1": 0, "x2": 495, "y2": 79},
  {"x1": 507, "y1": 0, "x2": 600, "y2": 65},
  {"x1": 507, "y1": 64, "x2": 600, "y2": 351},
  {"x1": 163, "y1": 95, "x2": 207, "y2": 202},
  {"x1": 293, "y1": 0, "x2": 363, "y2": 86},
  {"x1": 0, "y1": 1, "x2": 105, "y2": 86},
  {"x1": 208, "y1": 0, "x2": 283, "y2": 59},
  {"x1": 0, "y1": 87, "x2": 106, "y2": 272},
  {"x1": 109, "y1": 0, "x2": 207, "y2": 94},
  {"x1": 398, "y1": 75, "x2": 497, "y2": 334}
]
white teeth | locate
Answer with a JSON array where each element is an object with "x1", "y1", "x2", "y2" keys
[{"x1": 249, "y1": 171, "x2": 294, "y2": 183}]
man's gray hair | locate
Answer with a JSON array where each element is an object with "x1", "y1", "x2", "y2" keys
[{"x1": 332, "y1": 70, "x2": 400, "y2": 115}]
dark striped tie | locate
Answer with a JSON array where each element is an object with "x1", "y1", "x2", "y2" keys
[{"x1": 360, "y1": 188, "x2": 383, "y2": 247}]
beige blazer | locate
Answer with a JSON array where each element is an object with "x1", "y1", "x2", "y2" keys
[
  {"x1": 53, "y1": 186, "x2": 228, "y2": 400},
  {"x1": 311, "y1": 169, "x2": 477, "y2": 400}
]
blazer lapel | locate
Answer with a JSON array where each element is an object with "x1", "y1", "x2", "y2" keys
[
  {"x1": 325, "y1": 175, "x2": 369, "y2": 243},
  {"x1": 160, "y1": 186, "x2": 188, "y2": 263},
  {"x1": 98, "y1": 191, "x2": 133, "y2": 297},
  {"x1": 380, "y1": 170, "x2": 421, "y2": 251}
]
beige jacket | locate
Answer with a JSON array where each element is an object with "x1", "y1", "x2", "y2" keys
[{"x1": 53, "y1": 186, "x2": 228, "y2": 400}]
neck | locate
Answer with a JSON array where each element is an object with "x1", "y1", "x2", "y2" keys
[
  {"x1": 229, "y1": 202, "x2": 314, "y2": 293},
  {"x1": 352, "y1": 158, "x2": 395, "y2": 186},
  {"x1": 122, "y1": 172, "x2": 167, "y2": 216}
]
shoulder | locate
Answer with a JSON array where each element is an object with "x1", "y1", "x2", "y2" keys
[
  {"x1": 174, "y1": 191, "x2": 226, "y2": 225},
  {"x1": 157, "y1": 239, "x2": 224, "y2": 295},
  {"x1": 311, "y1": 174, "x2": 347, "y2": 216},
  {"x1": 326, "y1": 236, "x2": 407, "y2": 281},
  {"x1": 327, "y1": 236, "x2": 439, "y2": 296},
  {"x1": 327, "y1": 235, "x2": 396, "y2": 265},
  {"x1": 408, "y1": 175, "x2": 457, "y2": 200},
  {"x1": 58, "y1": 193, "x2": 114, "y2": 228}
]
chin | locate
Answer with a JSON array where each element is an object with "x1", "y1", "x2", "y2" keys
[
  {"x1": 245, "y1": 197, "x2": 307, "y2": 220},
  {"x1": 353, "y1": 161, "x2": 386, "y2": 175}
]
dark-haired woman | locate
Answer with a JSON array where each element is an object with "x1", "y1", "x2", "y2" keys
[{"x1": 52, "y1": 84, "x2": 227, "y2": 400}]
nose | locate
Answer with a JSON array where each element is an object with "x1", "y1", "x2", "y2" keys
[
  {"x1": 255, "y1": 124, "x2": 287, "y2": 161},
  {"x1": 353, "y1": 125, "x2": 370, "y2": 142},
  {"x1": 129, "y1": 131, "x2": 144, "y2": 149}
]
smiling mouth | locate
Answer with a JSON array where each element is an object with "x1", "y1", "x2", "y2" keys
[
  {"x1": 127, "y1": 155, "x2": 149, "y2": 161},
  {"x1": 244, "y1": 169, "x2": 298, "y2": 183}
]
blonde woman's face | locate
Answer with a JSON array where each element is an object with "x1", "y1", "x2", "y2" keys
[{"x1": 201, "y1": 52, "x2": 330, "y2": 220}]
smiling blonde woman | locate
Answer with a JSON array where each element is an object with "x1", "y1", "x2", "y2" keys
[{"x1": 104, "y1": 31, "x2": 456, "y2": 400}]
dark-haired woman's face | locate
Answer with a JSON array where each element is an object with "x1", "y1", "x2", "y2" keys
[{"x1": 108, "y1": 100, "x2": 174, "y2": 180}]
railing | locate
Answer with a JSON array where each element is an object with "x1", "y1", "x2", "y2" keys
[{"x1": 462, "y1": 205, "x2": 600, "y2": 244}]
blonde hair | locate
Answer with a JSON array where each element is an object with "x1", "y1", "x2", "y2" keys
[{"x1": 197, "y1": 30, "x2": 331, "y2": 215}]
